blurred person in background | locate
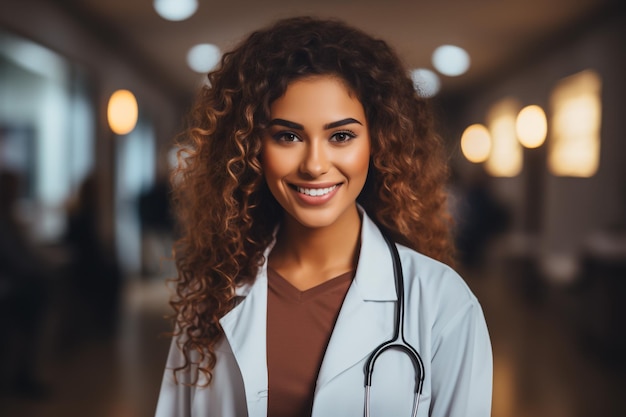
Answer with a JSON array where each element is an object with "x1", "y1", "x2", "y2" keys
[
  {"x1": 138, "y1": 172, "x2": 175, "y2": 278},
  {"x1": 155, "y1": 17, "x2": 492, "y2": 417},
  {"x1": 453, "y1": 168, "x2": 510, "y2": 269},
  {"x1": 0, "y1": 169, "x2": 50, "y2": 398},
  {"x1": 62, "y1": 173, "x2": 122, "y2": 342}
]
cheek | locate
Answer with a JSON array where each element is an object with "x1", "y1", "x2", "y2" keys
[{"x1": 346, "y1": 144, "x2": 371, "y2": 180}]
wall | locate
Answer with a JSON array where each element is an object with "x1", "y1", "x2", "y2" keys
[{"x1": 452, "y1": 11, "x2": 626, "y2": 279}]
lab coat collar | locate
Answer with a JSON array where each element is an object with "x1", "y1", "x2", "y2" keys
[
  {"x1": 352, "y1": 206, "x2": 398, "y2": 302},
  {"x1": 315, "y1": 207, "x2": 398, "y2": 389}
]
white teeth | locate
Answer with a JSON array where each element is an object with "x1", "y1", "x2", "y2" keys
[{"x1": 296, "y1": 185, "x2": 338, "y2": 196}]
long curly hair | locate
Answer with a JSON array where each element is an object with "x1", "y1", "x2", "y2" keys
[{"x1": 170, "y1": 16, "x2": 454, "y2": 385}]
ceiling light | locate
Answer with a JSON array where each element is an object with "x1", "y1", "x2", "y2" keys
[
  {"x1": 432, "y1": 45, "x2": 470, "y2": 77},
  {"x1": 187, "y1": 43, "x2": 221, "y2": 73},
  {"x1": 410, "y1": 68, "x2": 440, "y2": 98},
  {"x1": 153, "y1": 0, "x2": 198, "y2": 22}
]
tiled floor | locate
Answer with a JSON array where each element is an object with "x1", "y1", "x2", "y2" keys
[{"x1": 1, "y1": 260, "x2": 624, "y2": 417}]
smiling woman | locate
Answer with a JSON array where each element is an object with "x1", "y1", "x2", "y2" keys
[{"x1": 155, "y1": 16, "x2": 492, "y2": 417}]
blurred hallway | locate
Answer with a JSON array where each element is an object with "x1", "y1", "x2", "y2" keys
[
  {"x1": 1, "y1": 259, "x2": 625, "y2": 417},
  {"x1": 466, "y1": 258, "x2": 626, "y2": 417},
  {"x1": 0, "y1": 276, "x2": 172, "y2": 417},
  {"x1": 1, "y1": 1, "x2": 625, "y2": 416}
]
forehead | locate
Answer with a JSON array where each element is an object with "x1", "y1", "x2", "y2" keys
[{"x1": 269, "y1": 76, "x2": 366, "y2": 123}]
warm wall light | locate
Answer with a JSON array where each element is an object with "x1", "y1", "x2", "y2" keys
[
  {"x1": 485, "y1": 98, "x2": 522, "y2": 177},
  {"x1": 461, "y1": 124, "x2": 491, "y2": 163},
  {"x1": 549, "y1": 70, "x2": 602, "y2": 177},
  {"x1": 107, "y1": 89, "x2": 138, "y2": 135},
  {"x1": 516, "y1": 105, "x2": 547, "y2": 148}
]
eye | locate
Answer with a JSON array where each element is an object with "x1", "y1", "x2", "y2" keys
[
  {"x1": 273, "y1": 132, "x2": 301, "y2": 142},
  {"x1": 330, "y1": 130, "x2": 357, "y2": 143}
]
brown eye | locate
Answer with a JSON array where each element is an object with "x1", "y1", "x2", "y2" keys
[
  {"x1": 273, "y1": 132, "x2": 301, "y2": 142},
  {"x1": 330, "y1": 130, "x2": 356, "y2": 143}
]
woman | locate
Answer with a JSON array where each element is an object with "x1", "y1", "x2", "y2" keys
[{"x1": 155, "y1": 16, "x2": 492, "y2": 417}]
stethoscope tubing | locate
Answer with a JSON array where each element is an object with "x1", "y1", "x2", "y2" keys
[{"x1": 363, "y1": 233, "x2": 425, "y2": 417}]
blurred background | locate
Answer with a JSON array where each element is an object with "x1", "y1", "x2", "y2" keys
[{"x1": 0, "y1": 0, "x2": 624, "y2": 416}]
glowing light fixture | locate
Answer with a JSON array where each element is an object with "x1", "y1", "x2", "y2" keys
[
  {"x1": 432, "y1": 45, "x2": 470, "y2": 77},
  {"x1": 187, "y1": 43, "x2": 221, "y2": 73},
  {"x1": 107, "y1": 89, "x2": 138, "y2": 135},
  {"x1": 485, "y1": 98, "x2": 522, "y2": 177},
  {"x1": 410, "y1": 68, "x2": 440, "y2": 98},
  {"x1": 516, "y1": 105, "x2": 547, "y2": 148},
  {"x1": 549, "y1": 70, "x2": 601, "y2": 177},
  {"x1": 461, "y1": 124, "x2": 492, "y2": 163},
  {"x1": 153, "y1": 0, "x2": 198, "y2": 21}
]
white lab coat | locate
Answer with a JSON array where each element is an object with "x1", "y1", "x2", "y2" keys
[{"x1": 155, "y1": 210, "x2": 492, "y2": 417}]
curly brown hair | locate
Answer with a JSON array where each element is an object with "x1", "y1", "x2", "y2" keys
[{"x1": 170, "y1": 16, "x2": 454, "y2": 385}]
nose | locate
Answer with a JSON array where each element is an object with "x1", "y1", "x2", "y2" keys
[{"x1": 300, "y1": 139, "x2": 329, "y2": 178}]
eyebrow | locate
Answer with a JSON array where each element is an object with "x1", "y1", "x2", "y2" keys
[
  {"x1": 324, "y1": 118, "x2": 363, "y2": 129},
  {"x1": 267, "y1": 118, "x2": 363, "y2": 130},
  {"x1": 267, "y1": 119, "x2": 303, "y2": 130}
]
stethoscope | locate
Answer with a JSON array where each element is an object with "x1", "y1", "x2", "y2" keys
[{"x1": 363, "y1": 234, "x2": 425, "y2": 417}]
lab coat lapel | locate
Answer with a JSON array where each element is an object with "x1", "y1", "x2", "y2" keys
[
  {"x1": 219, "y1": 248, "x2": 271, "y2": 409},
  {"x1": 315, "y1": 212, "x2": 398, "y2": 391}
]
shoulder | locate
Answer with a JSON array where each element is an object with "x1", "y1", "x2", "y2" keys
[
  {"x1": 396, "y1": 244, "x2": 483, "y2": 329},
  {"x1": 398, "y1": 245, "x2": 474, "y2": 299},
  {"x1": 358, "y1": 209, "x2": 479, "y2": 311}
]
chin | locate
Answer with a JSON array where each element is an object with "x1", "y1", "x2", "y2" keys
[{"x1": 285, "y1": 205, "x2": 356, "y2": 230}]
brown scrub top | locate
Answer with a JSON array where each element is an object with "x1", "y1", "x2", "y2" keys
[{"x1": 267, "y1": 267, "x2": 354, "y2": 417}]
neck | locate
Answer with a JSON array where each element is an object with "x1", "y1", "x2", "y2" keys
[{"x1": 271, "y1": 205, "x2": 362, "y2": 275}]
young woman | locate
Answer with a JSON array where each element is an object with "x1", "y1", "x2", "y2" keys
[{"x1": 155, "y1": 16, "x2": 492, "y2": 417}]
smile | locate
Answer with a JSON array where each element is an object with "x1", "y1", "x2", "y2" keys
[{"x1": 295, "y1": 185, "x2": 339, "y2": 197}]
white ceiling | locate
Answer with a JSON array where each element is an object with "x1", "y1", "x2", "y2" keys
[{"x1": 65, "y1": 0, "x2": 614, "y2": 100}]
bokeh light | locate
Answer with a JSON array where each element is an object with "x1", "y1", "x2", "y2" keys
[
  {"x1": 432, "y1": 45, "x2": 470, "y2": 77},
  {"x1": 187, "y1": 43, "x2": 221, "y2": 73},
  {"x1": 153, "y1": 0, "x2": 198, "y2": 21},
  {"x1": 549, "y1": 70, "x2": 601, "y2": 177},
  {"x1": 107, "y1": 89, "x2": 138, "y2": 135},
  {"x1": 516, "y1": 105, "x2": 547, "y2": 148},
  {"x1": 461, "y1": 124, "x2": 492, "y2": 163},
  {"x1": 410, "y1": 68, "x2": 441, "y2": 98},
  {"x1": 485, "y1": 98, "x2": 522, "y2": 177}
]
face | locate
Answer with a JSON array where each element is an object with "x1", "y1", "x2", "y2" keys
[{"x1": 261, "y1": 75, "x2": 371, "y2": 230}]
